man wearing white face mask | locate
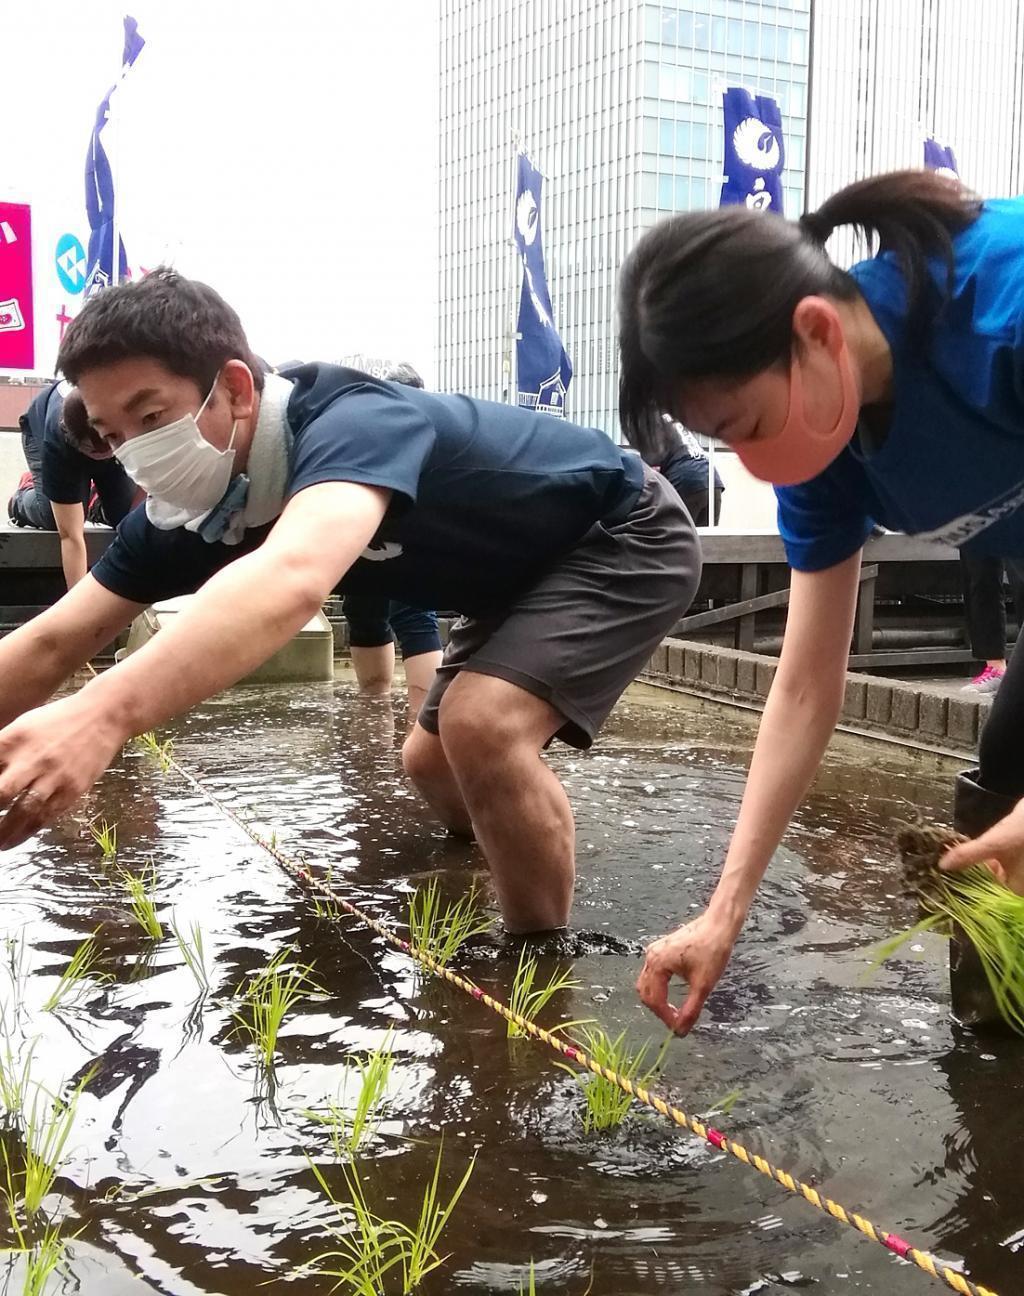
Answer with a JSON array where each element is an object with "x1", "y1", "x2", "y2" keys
[{"x1": 0, "y1": 268, "x2": 701, "y2": 957}]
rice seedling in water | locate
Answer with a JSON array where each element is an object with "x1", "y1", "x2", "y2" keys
[
  {"x1": 136, "y1": 730, "x2": 174, "y2": 773},
  {"x1": 170, "y1": 917, "x2": 210, "y2": 995},
  {"x1": 310, "y1": 864, "x2": 343, "y2": 921},
  {"x1": 506, "y1": 947, "x2": 588, "y2": 1040},
  {"x1": 404, "y1": 1146, "x2": 476, "y2": 1290},
  {"x1": 2, "y1": 935, "x2": 30, "y2": 1035},
  {"x1": 14, "y1": 1222, "x2": 66, "y2": 1295},
  {"x1": 558, "y1": 1027, "x2": 672, "y2": 1133},
  {"x1": 233, "y1": 950, "x2": 322, "y2": 1068},
  {"x1": 0, "y1": 1033, "x2": 35, "y2": 1129},
  {"x1": 41, "y1": 931, "x2": 109, "y2": 1013},
  {"x1": 307, "y1": 1032, "x2": 395, "y2": 1156},
  {"x1": 118, "y1": 863, "x2": 163, "y2": 939},
  {"x1": 305, "y1": 1157, "x2": 408, "y2": 1294},
  {"x1": 407, "y1": 878, "x2": 494, "y2": 967},
  {"x1": 1, "y1": 1070, "x2": 94, "y2": 1240},
  {"x1": 305, "y1": 1144, "x2": 475, "y2": 1294},
  {"x1": 88, "y1": 818, "x2": 117, "y2": 862}
]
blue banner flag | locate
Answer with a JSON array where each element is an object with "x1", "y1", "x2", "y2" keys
[
  {"x1": 719, "y1": 87, "x2": 785, "y2": 213},
  {"x1": 513, "y1": 150, "x2": 572, "y2": 417},
  {"x1": 85, "y1": 15, "x2": 145, "y2": 295},
  {"x1": 924, "y1": 136, "x2": 959, "y2": 178}
]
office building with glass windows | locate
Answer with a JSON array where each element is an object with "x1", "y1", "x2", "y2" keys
[{"x1": 438, "y1": 1, "x2": 810, "y2": 436}]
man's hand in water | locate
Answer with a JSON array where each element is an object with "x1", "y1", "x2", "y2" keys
[
  {"x1": 940, "y1": 797, "x2": 1024, "y2": 894},
  {"x1": 636, "y1": 910, "x2": 739, "y2": 1033},
  {"x1": 0, "y1": 694, "x2": 124, "y2": 849}
]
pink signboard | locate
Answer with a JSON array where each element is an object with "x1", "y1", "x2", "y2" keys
[{"x1": 0, "y1": 202, "x2": 34, "y2": 369}]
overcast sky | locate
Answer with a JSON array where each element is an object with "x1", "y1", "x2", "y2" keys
[{"x1": 3, "y1": 0, "x2": 440, "y2": 380}]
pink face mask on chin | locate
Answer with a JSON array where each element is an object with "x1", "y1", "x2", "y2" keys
[{"x1": 734, "y1": 344, "x2": 861, "y2": 487}]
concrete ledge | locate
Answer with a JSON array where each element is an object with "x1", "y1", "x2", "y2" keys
[{"x1": 642, "y1": 636, "x2": 987, "y2": 758}]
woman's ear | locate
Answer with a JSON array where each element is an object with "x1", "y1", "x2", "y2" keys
[{"x1": 792, "y1": 295, "x2": 845, "y2": 358}]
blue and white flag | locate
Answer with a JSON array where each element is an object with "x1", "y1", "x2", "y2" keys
[
  {"x1": 513, "y1": 149, "x2": 572, "y2": 417},
  {"x1": 719, "y1": 87, "x2": 785, "y2": 213},
  {"x1": 85, "y1": 15, "x2": 145, "y2": 295},
  {"x1": 924, "y1": 136, "x2": 959, "y2": 179}
]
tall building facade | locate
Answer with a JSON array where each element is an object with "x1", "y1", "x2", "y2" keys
[
  {"x1": 808, "y1": 0, "x2": 1024, "y2": 267},
  {"x1": 438, "y1": 0, "x2": 811, "y2": 436}
]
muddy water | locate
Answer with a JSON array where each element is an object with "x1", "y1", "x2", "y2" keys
[{"x1": 2, "y1": 679, "x2": 1022, "y2": 1295}]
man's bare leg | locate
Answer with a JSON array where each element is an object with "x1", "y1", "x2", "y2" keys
[
  {"x1": 438, "y1": 672, "x2": 574, "y2": 932},
  {"x1": 402, "y1": 721, "x2": 473, "y2": 836}
]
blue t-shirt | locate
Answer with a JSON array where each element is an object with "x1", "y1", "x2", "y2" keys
[
  {"x1": 776, "y1": 197, "x2": 1024, "y2": 571},
  {"x1": 91, "y1": 364, "x2": 645, "y2": 613}
]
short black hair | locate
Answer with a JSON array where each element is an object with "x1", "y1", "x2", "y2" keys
[
  {"x1": 57, "y1": 267, "x2": 265, "y2": 395},
  {"x1": 60, "y1": 388, "x2": 107, "y2": 456}
]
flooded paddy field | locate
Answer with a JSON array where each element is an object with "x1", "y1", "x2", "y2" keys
[{"x1": 1, "y1": 678, "x2": 1022, "y2": 1295}]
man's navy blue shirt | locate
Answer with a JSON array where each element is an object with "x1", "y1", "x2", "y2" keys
[{"x1": 91, "y1": 364, "x2": 645, "y2": 613}]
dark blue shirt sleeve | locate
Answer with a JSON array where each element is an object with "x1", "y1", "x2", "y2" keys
[
  {"x1": 90, "y1": 505, "x2": 270, "y2": 604},
  {"x1": 287, "y1": 387, "x2": 437, "y2": 509},
  {"x1": 41, "y1": 410, "x2": 91, "y2": 506},
  {"x1": 774, "y1": 460, "x2": 874, "y2": 572}
]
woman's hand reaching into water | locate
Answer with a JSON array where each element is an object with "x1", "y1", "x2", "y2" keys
[
  {"x1": 636, "y1": 910, "x2": 740, "y2": 1033},
  {"x1": 939, "y1": 797, "x2": 1024, "y2": 894}
]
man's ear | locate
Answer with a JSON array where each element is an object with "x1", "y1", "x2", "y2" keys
[{"x1": 221, "y1": 359, "x2": 257, "y2": 420}]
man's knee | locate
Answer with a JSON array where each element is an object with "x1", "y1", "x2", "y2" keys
[
  {"x1": 438, "y1": 675, "x2": 557, "y2": 775},
  {"x1": 402, "y1": 723, "x2": 446, "y2": 786}
]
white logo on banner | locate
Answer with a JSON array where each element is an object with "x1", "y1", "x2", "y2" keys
[
  {"x1": 733, "y1": 116, "x2": 781, "y2": 171},
  {"x1": 516, "y1": 190, "x2": 539, "y2": 245}
]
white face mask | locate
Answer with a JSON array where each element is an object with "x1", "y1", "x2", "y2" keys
[{"x1": 113, "y1": 377, "x2": 237, "y2": 514}]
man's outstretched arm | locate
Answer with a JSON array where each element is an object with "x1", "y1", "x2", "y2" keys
[{"x1": 0, "y1": 481, "x2": 390, "y2": 846}]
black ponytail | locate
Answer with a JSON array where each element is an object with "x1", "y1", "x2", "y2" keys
[
  {"x1": 808, "y1": 169, "x2": 981, "y2": 302},
  {"x1": 618, "y1": 169, "x2": 982, "y2": 454}
]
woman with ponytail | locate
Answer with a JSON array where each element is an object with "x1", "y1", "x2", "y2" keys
[{"x1": 619, "y1": 169, "x2": 1024, "y2": 1033}]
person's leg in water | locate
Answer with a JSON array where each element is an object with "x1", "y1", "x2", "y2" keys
[
  {"x1": 404, "y1": 677, "x2": 572, "y2": 930},
  {"x1": 388, "y1": 602, "x2": 443, "y2": 722},
  {"x1": 403, "y1": 470, "x2": 701, "y2": 933},
  {"x1": 344, "y1": 594, "x2": 396, "y2": 695}
]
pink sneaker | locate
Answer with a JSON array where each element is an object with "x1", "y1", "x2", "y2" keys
[{"x1": 962, "y1": 664, "x2": 1006, "y2": 694}]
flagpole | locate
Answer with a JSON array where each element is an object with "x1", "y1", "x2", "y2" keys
[
  {"x1": 505, "y1": 130, "x2": 521, "y2": 406},
  {"x1": 111, "y1": 94, "x2": 119, "y2": 287}
]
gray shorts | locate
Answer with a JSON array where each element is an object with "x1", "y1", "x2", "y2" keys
[{"x1": 417, "y1": 467, "x2": 702, "y2": 748}]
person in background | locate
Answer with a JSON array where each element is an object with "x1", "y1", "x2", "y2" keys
[
  {"x1": 628, "y1": 409, "x2": 724, "y2": 525},
  {"x1": 617, "y1": 169, "x2": 1024, "y2": 1032},
  {"x1": 344, "y1": 596, "x2": 444, "y2": 720},
  {"x1": 8, "y1": 382, "x2": 60, "y2": 532},
  {"x1": 959, "y1": 553, "x2": 1024, "y2": 694},
  {"x1": 48, "y1": 389, "x2": 138, "y2": 589},
  {"x1": 327, "y1": 359, "x2": 443, "y2": 721},
  {"x1": 7, "y1": 381, "x2": 137, "y2": 589}
]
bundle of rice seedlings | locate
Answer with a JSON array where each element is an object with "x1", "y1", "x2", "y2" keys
[{"x1": 891, "y1": 820, "x2": 1024, "y2": 1034}]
